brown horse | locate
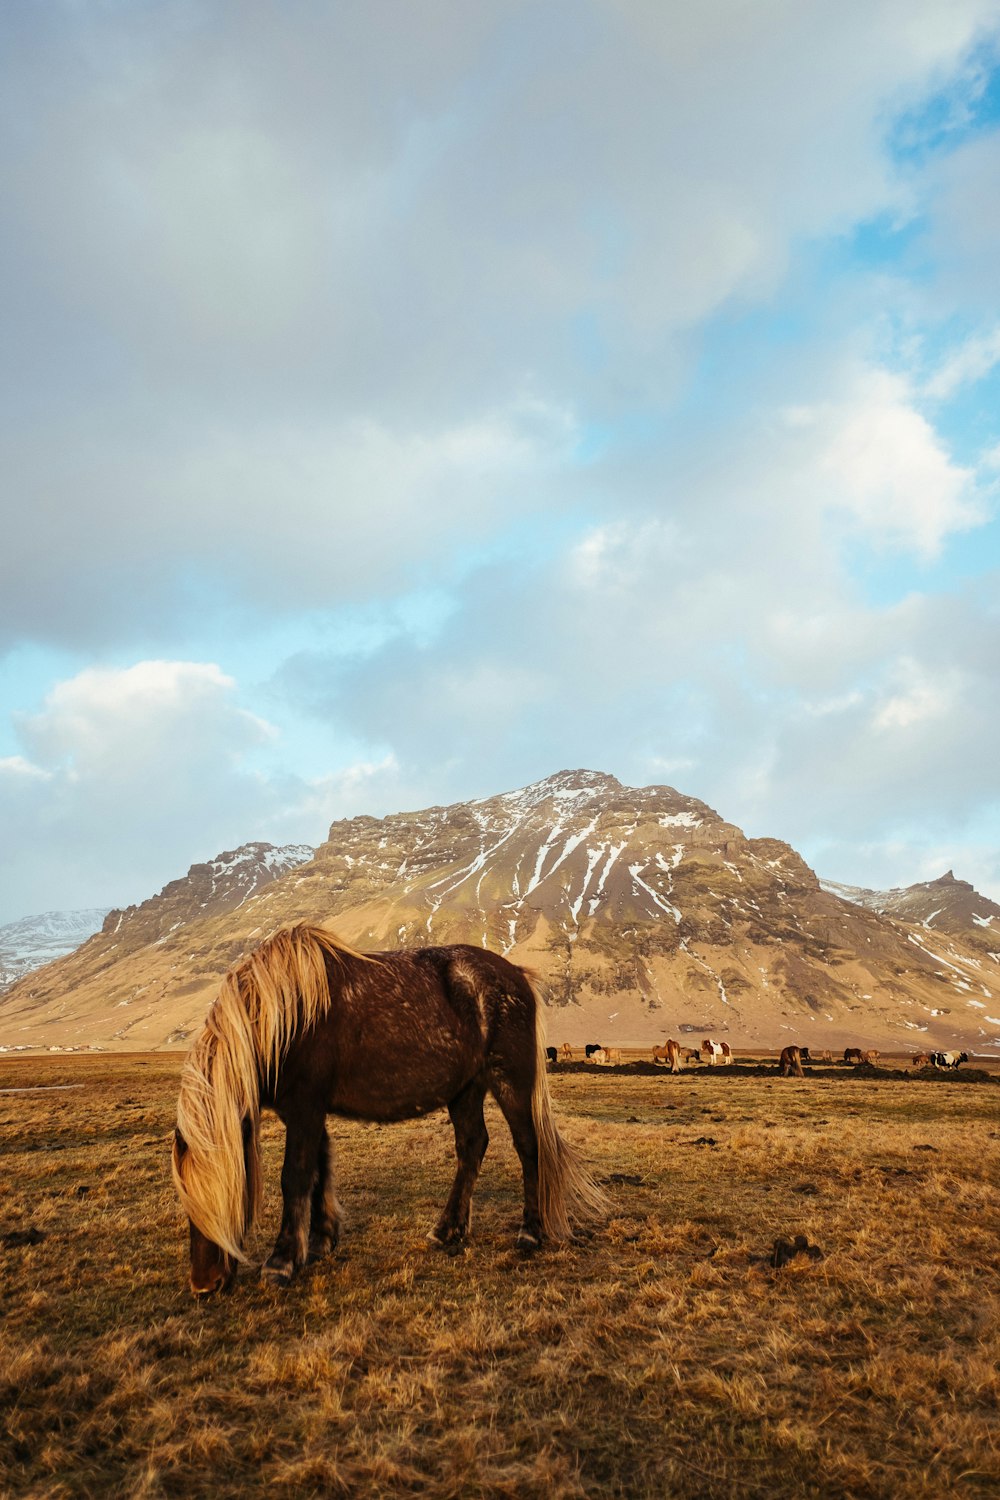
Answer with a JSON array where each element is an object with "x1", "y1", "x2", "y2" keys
[
  {"x1": 652, "y1": 1039, "x2": 681, "y2": 1073},
  {"x1": 172, "y1": 923, "x2": 607, "y2": 1297},
  {"x1": 779, "y1": 1045, "x2": 805, "y2": 1077}
]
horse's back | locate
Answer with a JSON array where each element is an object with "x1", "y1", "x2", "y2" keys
[{"x1": 277, "y1": 943, "x2": 535, "y2": 1122}]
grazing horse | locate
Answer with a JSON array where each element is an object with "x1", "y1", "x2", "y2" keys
[
  {"x1": 844, "y1": 1048, "x2": 862, "y2": 1065},
  {"x1": 586, "y1": 1048, "x2": 608, "y2": 1064},
  {"x1": 584, "y1": 1043, "x2": 604, "y2": 1058},
  {"x1": 910, "y1": 1053, "x2": 932, "y2": 1069},
  {"x1": 779, "y1": 1045, "x2": 804, "y2": 1078},
  {"x1": 560, "y1": 1043, "x2": 573, "y2": 1061},
  {"x1": 860, "y1": 1050, "x2": 880, "y2": 1067},
  {"x1": 652, "y1": 1039, "x2": 682, "y2": 1073},
  {"x1": 932, "y1": 1050, "x2": 969, "y2": 1069},
  {"x1": 681, "y1": 1047, "x2": 701, "y2": 1065},
  {"x1": 816, "y1": 1050, "x2": 833, "y2": 1064},
  {"x1": 172, "y1": 923, "x2": 607, "y2": 1297},
  {"x1": 546, "y1": 1046, "x2": 558, "y2": 1066}
]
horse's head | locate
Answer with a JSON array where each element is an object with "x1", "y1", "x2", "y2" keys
[{"x1": 173, "y1": 1126, "x2": 238, "y2": 1297}]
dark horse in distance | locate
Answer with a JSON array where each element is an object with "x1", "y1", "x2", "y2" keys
[{"x1": 172, "y1": 923, "x2": 607, "y2": 1296}]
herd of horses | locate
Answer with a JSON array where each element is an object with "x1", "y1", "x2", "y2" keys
[
  {"x1": 546, "y1": 1041, "x2": 972, "y2": 1077},
  {"x1": 171, "y1": 922, "x2": 976, "y2": 1299}
]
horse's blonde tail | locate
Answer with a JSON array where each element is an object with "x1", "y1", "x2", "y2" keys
[{"x1": 527, "y1": 978, "x2": 609, "y2": 1241}]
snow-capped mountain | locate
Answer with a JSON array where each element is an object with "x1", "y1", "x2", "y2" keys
[
  {"x1": 0, "y1": 909, "x2": 110, "y2": 991},
  {"x1": 821, "y1": 871, "x2": 1000, "y2": 949},
  {"x1": 2, "y1": 772, "x2": 998, "y2": 1054},
  {"x1": 99, "y1": 840, "x2": 316, "y2": 952}
]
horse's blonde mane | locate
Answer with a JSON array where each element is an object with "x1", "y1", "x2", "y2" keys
[{"x1": 171, "y1": 922, "x2": 367, "y2": 1261}]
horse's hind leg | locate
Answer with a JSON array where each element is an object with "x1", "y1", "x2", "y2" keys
[
  {"x1": 263, "y1": 1105, "x2": 326, "y2": 1286},
  {"x1": 489, "y1": 1079, "x2": 542, "y2": 1251},
  {"x1": 308, "y1": 1124, "x2": 344, "y2": 1262},
  {"x1": 429, "y1": 1080, "x2": 489, "y2": 1249}
]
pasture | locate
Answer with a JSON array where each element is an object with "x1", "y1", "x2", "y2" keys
[{"x1": 1, "y1": 1052, "x2": 998, "y2": 1499}]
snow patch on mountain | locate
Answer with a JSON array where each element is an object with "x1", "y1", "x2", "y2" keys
[{"x1": 0, "y1": 909, "x2": 110, "y2": 990}]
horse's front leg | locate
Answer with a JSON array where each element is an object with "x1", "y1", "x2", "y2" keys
[
  {"x1": 308, "y1": 1123, "x2": 344, "y2": 1262},
  {"x1": 262, "y1": 1107, "x2": 326, "y2": 1287}
]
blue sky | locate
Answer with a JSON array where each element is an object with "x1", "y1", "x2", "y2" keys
[{"x1": 2, "y1": 0, "x2": 1000, "y2": 925}]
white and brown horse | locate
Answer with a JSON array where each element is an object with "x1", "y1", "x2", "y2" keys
[{"x1": 172, "y1": 923, "x2": 607, "y2": 1296}]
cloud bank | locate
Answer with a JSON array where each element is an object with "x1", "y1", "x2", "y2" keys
[{"x1": 2, "y1": 1, "x2": 999, "y2": 920}]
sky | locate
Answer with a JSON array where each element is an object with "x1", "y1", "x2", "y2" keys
[{"x1": 2, "y1": 0, "x2": 1000, "y2": 926}]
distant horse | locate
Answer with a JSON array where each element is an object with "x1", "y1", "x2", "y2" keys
[
  {"x1": 779, "y1": 1045, "x2": 804, "y2": 1078},
  {"x1": 681, "y1": 1047, "x2": 701, "y2": 1065},
  {"x1": 860, "y1": 1050, "x2": 880, "y2": 1067},
  {"x1": 560, "y1": 1043, "x2": 574, "y2": 1061},
  {"x1": 701, "y1": 1039, "x2": 729, "y2": 1065},
  {"x1": 546, "y1": 1046, "x2": 558, "y2": 1066},
  {"x1": 652, "y1": 1039, "x2": 681, "y2": 1073},
  {"x1": 844, "y1": 1048, "x2": 862, "y2": 1065},
  {"x1": 172, "y1": 923, "x2": 607, "y2": 1297},
  {"x1": 932, "y1": 1050, "x2": 969, "y2": 1069}
]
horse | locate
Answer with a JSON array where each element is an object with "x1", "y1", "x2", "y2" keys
[
  {"x1": 701, "y1": 1039, "x2": 726, "y2": 1065},
  {"x1": 584, "y1": 1043, "x2": 604, "y2": 1058},
  {"x1": 652, "y1": 1039, "x2": 681, "y2": 1073},
  {"x1": 546, "y1": 1046, "x2": 558, "y2": 1066},
  {"x1": 860, "y1": 1050, "x2": 880, "y2": 1067},
  {"x1": 932, "y1": 1050, "x2": 969, "y2": 1069},
  {"x1": 560, "y1": 1043, "x2": 574, "y2": 1060},
  {"x1": 910, "y1": 1053, "x2": 932, "y2": 1069},
  {"x1": 681, "y1": 1047, "x2": 701, "y2": 1065},
  {"x1": 778, "y1": 1045, "x2": 804, "y2": 1078},
  {"x1": 172, "y1": 923, "x2": 607, "y2": 1297},
  {"x1": 844, "y1": 1048, "x2": 862, "y2": 1065},
  {"x1": 586, "y1": 1048, "x2": 608, "y2": 1064}
]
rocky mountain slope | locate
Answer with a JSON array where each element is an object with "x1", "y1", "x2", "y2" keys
[
  {"x1": 0, "y1": 910, "x2": 110, "y2": 991},
  {"x1": 2, "y1": 772, "x2": 998, "y2": 1055},
  {"x1": 822, "y1": 872, "x2": 1000, "y2": 952}
]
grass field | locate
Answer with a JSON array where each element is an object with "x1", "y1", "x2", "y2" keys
[{"x1": 1, "y1": 1052, "x2": 999, "y2": 1498}]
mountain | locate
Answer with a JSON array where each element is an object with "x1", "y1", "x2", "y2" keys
[
  {"x1": 0, "y1": 841, "x2": 313, "y2": 1050},
  {"x1": 821, "y1": 872, "x2": 1000, "y2": 952},
  {"x1": 0, "y1": 910, "x2": 110, "y2": 991},
  {"x1": 99, "y1": 841, "x2": 316, "y2": 954},
  {"x1": 1, "y1": 772, "x2": 998, "y2": 1055}
]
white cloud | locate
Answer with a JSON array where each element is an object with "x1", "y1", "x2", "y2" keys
[
  {"x1": 0, "y1": 662, "x2": 283, "y2": 921},
  {"x1": 925, "y1": 327, "x2": 1000, "y2": 399},
  {"x1": 811, "y1": 370, "x2": 980, "y2": 557}
]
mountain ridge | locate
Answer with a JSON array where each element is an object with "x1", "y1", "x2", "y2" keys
[{"x1": 2, "y1": 771, "x2": 998, "y2": 1055}]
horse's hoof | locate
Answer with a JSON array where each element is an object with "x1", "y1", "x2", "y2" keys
[
  {"x1": 516, "y1": 1230, "x2": 541, "y2": 1254},
  {"x1": 427, "y1": 1227, "x2": 466, "y2": 1250},
  {"x1": 261, "y1": 1261, "x2": 295, "y2": 1287}
]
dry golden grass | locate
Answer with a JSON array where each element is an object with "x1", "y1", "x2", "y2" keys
[{"x1": 1, "y1": 1053, "x2": 999, "y2": 1498}]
